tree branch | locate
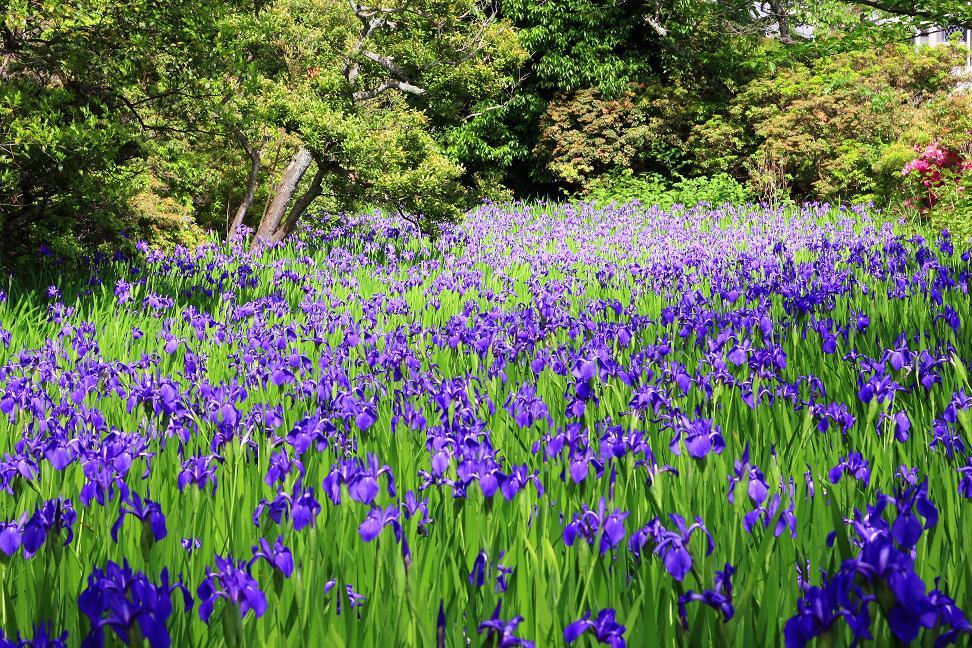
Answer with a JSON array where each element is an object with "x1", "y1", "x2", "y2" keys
[
  {"x1": 645, "y1": 14, "x2": 668, "y2": 37},
  {"x1": 353, "y1": 78, "x2": 426, "y2": 101},
  {"x1": 843, "y1": 1, "x2": 935, "y2": 20},
  {"x1": 361, "y1": 49, "x2": 407, "y2": 77}
]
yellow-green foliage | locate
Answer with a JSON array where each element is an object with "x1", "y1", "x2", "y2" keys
[
  {"x1": 690, "y1": 44, "x2": 971, "y2": 203},
  {"x1": 535, "y1": 82, "x2": 701, "y2": 191}
]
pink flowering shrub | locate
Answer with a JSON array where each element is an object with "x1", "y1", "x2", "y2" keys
[{"x1": 901, "y1": 135, "x2": 972, "y2": 212}]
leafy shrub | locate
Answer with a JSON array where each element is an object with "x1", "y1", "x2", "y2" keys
[
  {"x1": 897, "y1": 134, "x2": 972, "y2": 240},
  {"x1": 535, "y1": 82, "x2": 700, "y2": 190},
  {"x1": 586, "y1": 171, "x2": 752, "y2": 208},
  {"x1": 689, "y1": 44, "x2": 970, "y2": 204},
  {"x1": 878, "y1": 95, "x2": 972, "y2": 240}
]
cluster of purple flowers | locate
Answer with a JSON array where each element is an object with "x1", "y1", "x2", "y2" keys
[
  {"x1": 0, "y1": 203, "x2": 970, "y2": 645},
  {"x1": 785, "y1": 481, "x2": 969, "y2": 647}
]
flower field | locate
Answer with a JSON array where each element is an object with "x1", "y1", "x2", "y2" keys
[{"x1": 0, "y1": 201, "x2": 971, "y2": 647}]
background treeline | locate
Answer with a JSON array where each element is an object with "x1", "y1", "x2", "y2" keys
[{"x1": 2, "y1": 0, "x2": 972, "y2": 267}]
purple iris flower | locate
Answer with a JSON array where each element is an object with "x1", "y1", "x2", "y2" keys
[
  {"x1": 567, "y1": 448, "x2": 603, "y2": 484},
  {"x1": 678, "y1": 563, "x2": 735, "y2": 629},
  {"x1": 469, "y1": 551, "x2": 488, "y2": 588},
  {"x1": 323, "y1": 455, "x2": 395, "y2": 505},
  {"x1": 813, "y1": 402, "x2": 855, "y2": 434},
  {"x1": 291, "y1": 485, "x2": 322, "y2": 530},
  {"x1": 888, "y1": 479, "x2": 937, "y2": 551},
  {"x1": 669, "y1": 416, "x2": 725, "y2": 459},
  {"x1": 253, "y1": 491, "x2": 292, "y2": 527},
  {"x1": 572, "y1": 359, "x2": 599, "y2": 400},
  {"x1": 895, "y1": 465, "x2": 919, "y2": 485},
  {"x1": 495, "y1": 553, "x2": 514, "y2": 594},
  {"x1": 324, "y1": 579, "x2": 366, "y2": 616},
  {"x1": 401, "y1": 490, "x2": 431, "y2": 535},
  {"x1": 892, "y1": 411, "x2": 910, "y2": 442},
  {"x1": 78, "y1": 458, "x2": 129, "y2": 508},
  {"x1": 181, "y1": 538, "x2": 201, "y2": 555},
  {"x1": 727, "y1": 445, "x2": 769, "y2": 505},
  {"x1": 249, "y1": 537, "x2": 294, "y2": 578},
  {"x1": 925, "y1": 584, "x2": 972, "y2": 645},
  {"x1": 563, "y1": 498, "x2": 628, "y2": 555},
  {"x1": 789, "y1": 482, "x2": 969, "y2": 646},
  {"x1": 858, "y1": 372, "x2": 899, "y2": 404},
  {"x1": 111, "y1": 491, "x2": 167, "y2": 546},
  {"x1": 658, "y1": 514, "x2": 714, "y2": 582},
  {"x1": 358, "y1": 504, "x2": 401, "y2": 542},
  {"x1": 643, "y1": 514, "x2": 714, "y2": 582},
  {"x1": 499, "y1": 465, "x2": 543, "y2": 501},
  {"x1": 0, "y1": 623, "x2": 68, "y2": 647},
  {"x1": 783, "y1": 572, "x2": 874, "y2": 648},
  {"x1": 253, "y1": 482, "x2": 321, "y2": 531},
  {"x1": 743, "y1": 491, "x2": 797, "y2": 538},
  {"x1": 350, "y1": 454, "x2": 396, "y2": 504},
  {"x1": 264, "y1": 449, "x2": 304, "y2": 487},
  {"x1": 197, "y1": 555, "x2": 266, "y2": 623},
  {"x1": 20, "y1": 497, "x2": 76, "y2": 559},
  {"x1": 886, "y1": 340, "x2": 910, "y2": 371},
  {"x1": 78, "y1": 561, "x2": 192, "y2": 648},
  {"x1": 563, "y1": 608, "x2": 626, "y2": 647},
  {"x1": 504, "y1": 384, "x2": 551, "y2": 428},
  {"x1": 627, "y1": 518, "x2": 664, "y2": 559},
  {"x1": 0, "y1": 514, "x2": 26, "y2": 557},
  {"x1": 828, "y1": 452, "x2": 870, "y2": 485},
  {"x1": 477, "y1": 601, "x2": 535, "y2": 648},
  {"x1": 344, "y1": 584, "x2": 366, "y2": 610},
  {"x1": 249, "y1": 536, "x2": 293, "y2": 594},
  {"x1": 936, "y1": 304, "x2": 961, "y2": 332},
  {"x1": 114, "y1": 280, "x2": 132, "y2": 304},
  {"x1": 959, "y1": 458, "x2": 972, "y2": 498},
  {"x1": 177, "y1": 454, "x2": 223, "y2": 494},
  {"x1": 325, "y1": 583, "x2": 366, "y2": 617},
  {"x1": 842, "y1": 537, "x2": 935, "y2": 643}
]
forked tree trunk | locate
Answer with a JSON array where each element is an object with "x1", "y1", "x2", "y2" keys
[
  {"x1": 252, "y1": 146, "x2": 313, "y2": 248},
  {"x1": 227, "y1": 137, "x2": 262, "y2": 240},
  {"x1": 270, "y1": 165, "x2": 326, "y2": 243}
]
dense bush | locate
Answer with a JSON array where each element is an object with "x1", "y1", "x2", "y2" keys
[
  {"x1": 899, "y1": 128, "x2": 972, "y2": 240},
  {"x1": 692, "y1": 44, "x2": 972, "y2": 205},
  {"x1": 534, "y1": 83, "x2": 702, "y2": 191},
  {"x1": 585, "y1": 171, "x2": 752, "y2": 208},
  {"x1": 5, "y1": 0, "x2": 972, "y2": 266},
  {"x1": 0, "y1": 0, "x2": 522, "y2": 269}
]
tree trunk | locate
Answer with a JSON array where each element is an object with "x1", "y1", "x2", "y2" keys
[
  {"x1": 227, "y1": 136, "x2": 262, "y2": 240},
  {"x1": 270, "y1": 164, "x2": 326, "y2": 243},
  {"x1": 253, "y1": 146, "x2": 313, "y2": 247},
  {"x1": 765, "y1": 0, "x2": 794, "y2": 44}
]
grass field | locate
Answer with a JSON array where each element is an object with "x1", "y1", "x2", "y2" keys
[{"x1": 0, "y1": 200, "x2": 970, "y2": 647}]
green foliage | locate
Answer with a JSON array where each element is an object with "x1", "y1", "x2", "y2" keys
[
  {"x1": 5, "y1": 0, "x2": 972, "y2": 264},
  {"x1": 499, "y1": 0, "x2": 648, "y2": 95},
  {"x1": 586, "y1": 171, "x2": 752, "y2": 209},
  {"x1": 689, "y1": 44, "x2": 971, "y2": 203},
  {"x1": 836, "y1": 0, "x2": 972, "y2": 25},
  {"x1": 0, "y1": 0, "x2": 523, "y2": 266},
  {"x1": 492, "y1": 0, "x2": 774, "y2": 194},
  {"x1": 249, "y1": 0, "x2": 524, "y2": 231},
  {"x1": 534, "y1": 83, "x2": 703, "y2": 191},
  {"x1": 0, "y1": 0, "x2": 257, "y2": 266}
]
